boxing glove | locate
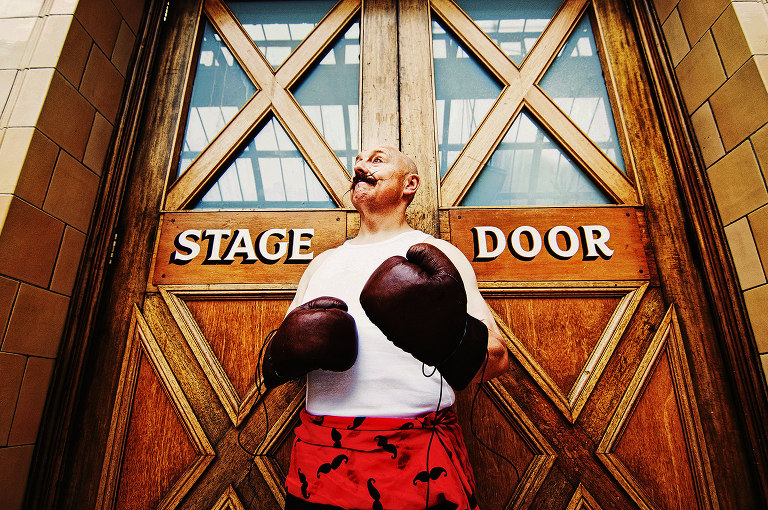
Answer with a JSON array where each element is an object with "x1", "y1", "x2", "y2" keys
[
  {"x1": 360, "y1": 243, "x2": 488, "y2": 390},
  {"x1": 260, "y1": 296, "x2": 358, "y2": 389}
]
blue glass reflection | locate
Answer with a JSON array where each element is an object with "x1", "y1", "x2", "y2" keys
[
  {"x1": 177, "y1": 20, "x2": 257, "y2": 178},
  {"x1": 538, "y1": 15, "x2": 626, "y2": 172},
  {"x1": 292, "y1": 21, "x2": 360, "y2": 170},
  {"x1": 227, "y1": 0, "x2": 337, "y2": 69},
  {"x1": 454, "y1": 0, "x2": 561, "y2": 65},
  {"x1": 461, "y1": 110, "x2": 612, "y2": 206},
  {"x1": 192, "y1": 117, "x2": 335, "y2": 209},
  {"x1": 432, "y1": 18, "x2": 503, "y2": 177}
]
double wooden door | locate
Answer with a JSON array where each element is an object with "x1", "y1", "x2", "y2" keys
[{"x1": 63, "y1": 0, "x2": 762, "y2": 508}]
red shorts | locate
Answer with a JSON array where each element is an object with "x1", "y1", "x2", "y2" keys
[{"x1": 285, "y1": 407, "x2": 478, "y2": 510}]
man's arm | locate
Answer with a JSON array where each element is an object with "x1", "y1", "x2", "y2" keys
[{"x1": 426, "y1": 238, "x2": 510, "y2": 383}]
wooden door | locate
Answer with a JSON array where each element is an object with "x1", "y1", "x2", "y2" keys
[{"x1": 76, "y1": 0, "x2": 762, "y2": 509}]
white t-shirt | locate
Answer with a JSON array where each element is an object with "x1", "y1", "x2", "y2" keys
[{"x1": 302, "y1": 229, "x2": 456, "y2": 418}]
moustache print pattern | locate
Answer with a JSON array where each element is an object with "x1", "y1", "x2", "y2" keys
[
  {"x1": 316, "y1": 454, "x2": 349, "y2": 478},
  {"x1": 374, "y1": 435, "x2": 398, "y2": 459},
  {"x1": 367, "y1": 478, "x2": 383, "y2": 510},
  {"x1": 412, "y1": 466, "x2": 448, "y2": 485}
]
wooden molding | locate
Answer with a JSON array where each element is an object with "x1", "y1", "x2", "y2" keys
[
  {"x1": 252, "y1": 389, "x2": 306, "y2": 508},
  {"x1": 160, "y1": 287, "x2": 293, "y2": 426},
  {"x1": 211, "y1": 485, "x2": 247, "y2": 510},
  {"x1": 630, "y1": 0, "x2": 768, "y2": 502},
  {"x1": 597, "y1": 306, "x2": 718, "y2": 510},
  {"x1": 96, "y1": 306, "x2": 216, "y2": 510},
  {"x1": 483, "y1": 379, "x2": 556, "y2": 510},
  {"x1": 487, "y1": 283, "x2": 647, "y2": 423},
  {"x1": 565, "y1": 483, "x2": 603, "y2": 510}
]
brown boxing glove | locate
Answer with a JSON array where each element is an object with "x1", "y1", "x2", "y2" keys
[
  {"x1": 260, "y1": 296, "x2": 358, "y2": 389},
  {"x1": 360, "y1": 243, "x2": 488, "y2": 390}
]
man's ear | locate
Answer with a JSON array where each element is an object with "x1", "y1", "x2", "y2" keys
[{"x1": 403, "y1": 173, "x2": 420, "y2": 197}]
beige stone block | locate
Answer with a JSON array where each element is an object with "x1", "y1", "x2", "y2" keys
[
  {"x1": 111, "y1": 20, "x2": 136, "y2": 77},
  {"x1": 663, "y1": 8, "x2": 690, "y2": 66},
  {"x1": 750, "y1": 204, "x2": 768, "y2": 277},
  {"x1": 710, "y1": 56, "x2": 768, "y2": 150},
  {"x1": 37, "y1": 70, "x2": 94, "y2": 160},
  {"x1": 678, "y1": 0, "x2": 730, "y2": 44},
  {"x1": 652, "y1": 0, "x2": 679, "y2": 24},
  {"x1": 745, "y1": 284, "x2": 768, "y2": 352},
  {"x1": 113, "y1": 0, "x2": 147, "y2": 35},
  {"x1": 80, "y1": 44, "x2": 124, "y2": 123},
  {"x1": 50, "y1": 226, "x2": 86, "y2": 296},
  {"x1": 28, "y1": 15, "x2": 72, "y2": 70},
  {"x1": 3, "y1": 284, "x2": 68, "y2": 358},
  {"x1": 49, "y1": 0, "x2": 78, "y2": 16},
  {"x1": 0, "y1": 196, "x2": 64, "y2": 288},
  {"x1": 712, "y1": 2, "x2": 768, "y2": 77},
  {"x1": 0, "y1": 445, "x2": 34, "y2": 510},
  {"x1": 7, "y1": 356, "x2": 54, "y2": 446},
  {"x1": 0, "y1": 0, "x2": 45, "y2": 17},
  {"x1": 675, "y1": 31, "x2": 726, "y2": 113},
  {"x1": 0, "y1": 17, "x2": 37, "y2": 70},
  {"x1": 0, "y1": 128, "x2": 58, "y2": 208},
  {"x1": 75, "y1": 0, "x2": 121, "y2": 56},
  {"x1": 691, "y1": 102, "x2": 725, "y2": 166},
  {"x1": 0, "y1": 69, "x2": 16, "y2": 114},
  {"x1": 57, "y1": 17, "x2": 91, "y2": 87},
  {"x1": 753, "y1": 122, "x2": 768, "y2": 179},
  {"x1": 83, "y1": 112, "x2": 113, "y2": 175},
  {"x1": 0, "y1": 352, "x2": 25, "y2": 447},
  {"x1": 724, "y1": 217, "x2": 766, "y2": 289},
  {"x1": 707, "y1": 140, "x2": 768, "y2": 224},
  {"x1": 6, "y1": 68, "x2": 54, "y2": 128},
  {"x1": 43, "y1": 150, "x2": 100, "y2": 232}
]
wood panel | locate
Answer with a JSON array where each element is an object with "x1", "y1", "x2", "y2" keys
[
  {"x1": 151, "y1": 211, "x2": 347, "y2": 286},
  {"x1": 598, "y1": 307, "x2": 718, "y2": 510},
  {"x1": 398, "y1": 0, "x2": 440, "y2": 236},
  {"x1": 449, "y1": 208, "x2": 650, "y2": 282}
]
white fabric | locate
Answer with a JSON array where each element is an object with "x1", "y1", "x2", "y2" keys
[{"x1": 303, "y1": 229, "x2": 456, "y2": 418}]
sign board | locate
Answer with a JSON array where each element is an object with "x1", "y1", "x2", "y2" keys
[
  {"x1": 152, "y1": 211, "x2": 347, "y2": 285},
  {"x1": 450, "y1": 208, "x2": 649, "y2": 282}
]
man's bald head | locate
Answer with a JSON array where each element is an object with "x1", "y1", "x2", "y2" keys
[{"x1": 369, "y1": 145, "x2": 418, "y2": 178}]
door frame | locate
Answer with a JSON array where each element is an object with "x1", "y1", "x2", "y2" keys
[{"x1": 25, "y1": 0, "x2": 768, "y2": 508}]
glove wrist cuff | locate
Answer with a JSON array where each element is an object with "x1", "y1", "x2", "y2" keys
[{"x1": 437, "y1": 314, "x2": 489, "y2": 390}]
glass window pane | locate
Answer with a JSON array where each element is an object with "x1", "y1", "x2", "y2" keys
[
  {"x1": 191, "y1": 117, "x2": 336, "y2": 209},
  {"x1": 453, "y1": 0, "x2": 561, "y2": 66},
  {"x1": 292, "y1": 21, "x2": 360, "y2": 170},
  {"x1": 461, "y1": 110, "x2": 612, "y2": 206},
  {"x1": 227, "y1": 0, "x2": 337, "y2": 70},
  {"x1": 432, "y1": 18, "x2": 503, "y2": 177},
  {"x1": 177, "y1": 20, "x2": 257, "y2": 178},
  {"x1": 538, "y1": 15, "x2": 626, "y2": 172}
]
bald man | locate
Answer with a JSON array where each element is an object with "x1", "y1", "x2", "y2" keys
[{"x1": 270, "y1": 145, "x2": 508, "y2": 510}]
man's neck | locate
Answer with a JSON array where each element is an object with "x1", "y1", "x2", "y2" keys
[{"x1": 350, "y1": 208, "x2": 413, "y2": 244}]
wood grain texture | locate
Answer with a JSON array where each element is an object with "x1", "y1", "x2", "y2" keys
[
  {"x1": 450, "y1": 208, "x2": 649, "y2": 282},
  {"x1": 398, "y1": 0, "x2": 440, "y2": 236},
  {"x1": 113, "y1": 352, "x2": 198, "y2": 509},
  {"x1": 152, "y1": 211, "x2": 347, "y2": 285},
  {"x1": 360, "y1": 0, "x2": 399, "y2": 148}
]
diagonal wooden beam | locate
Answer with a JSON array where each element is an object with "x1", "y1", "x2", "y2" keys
[
  {"x1": 276, "y1": 0, "x2": 361, "y2": 89},
  {"x1": 165, "y1": 92, "x2": 271, "y2": 210}
]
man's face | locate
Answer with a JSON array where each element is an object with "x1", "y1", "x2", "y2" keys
[{"x1": 350, "y1": 146, "x2": 408, "y2": 210}]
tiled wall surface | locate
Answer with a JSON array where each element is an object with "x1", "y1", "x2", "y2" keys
[
  {"x1": 0, "y1": 0, "x2": 144, "y2": 508},
  {"x1": 653, "y1": 0, "x2": 768, "y2": 381}
]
